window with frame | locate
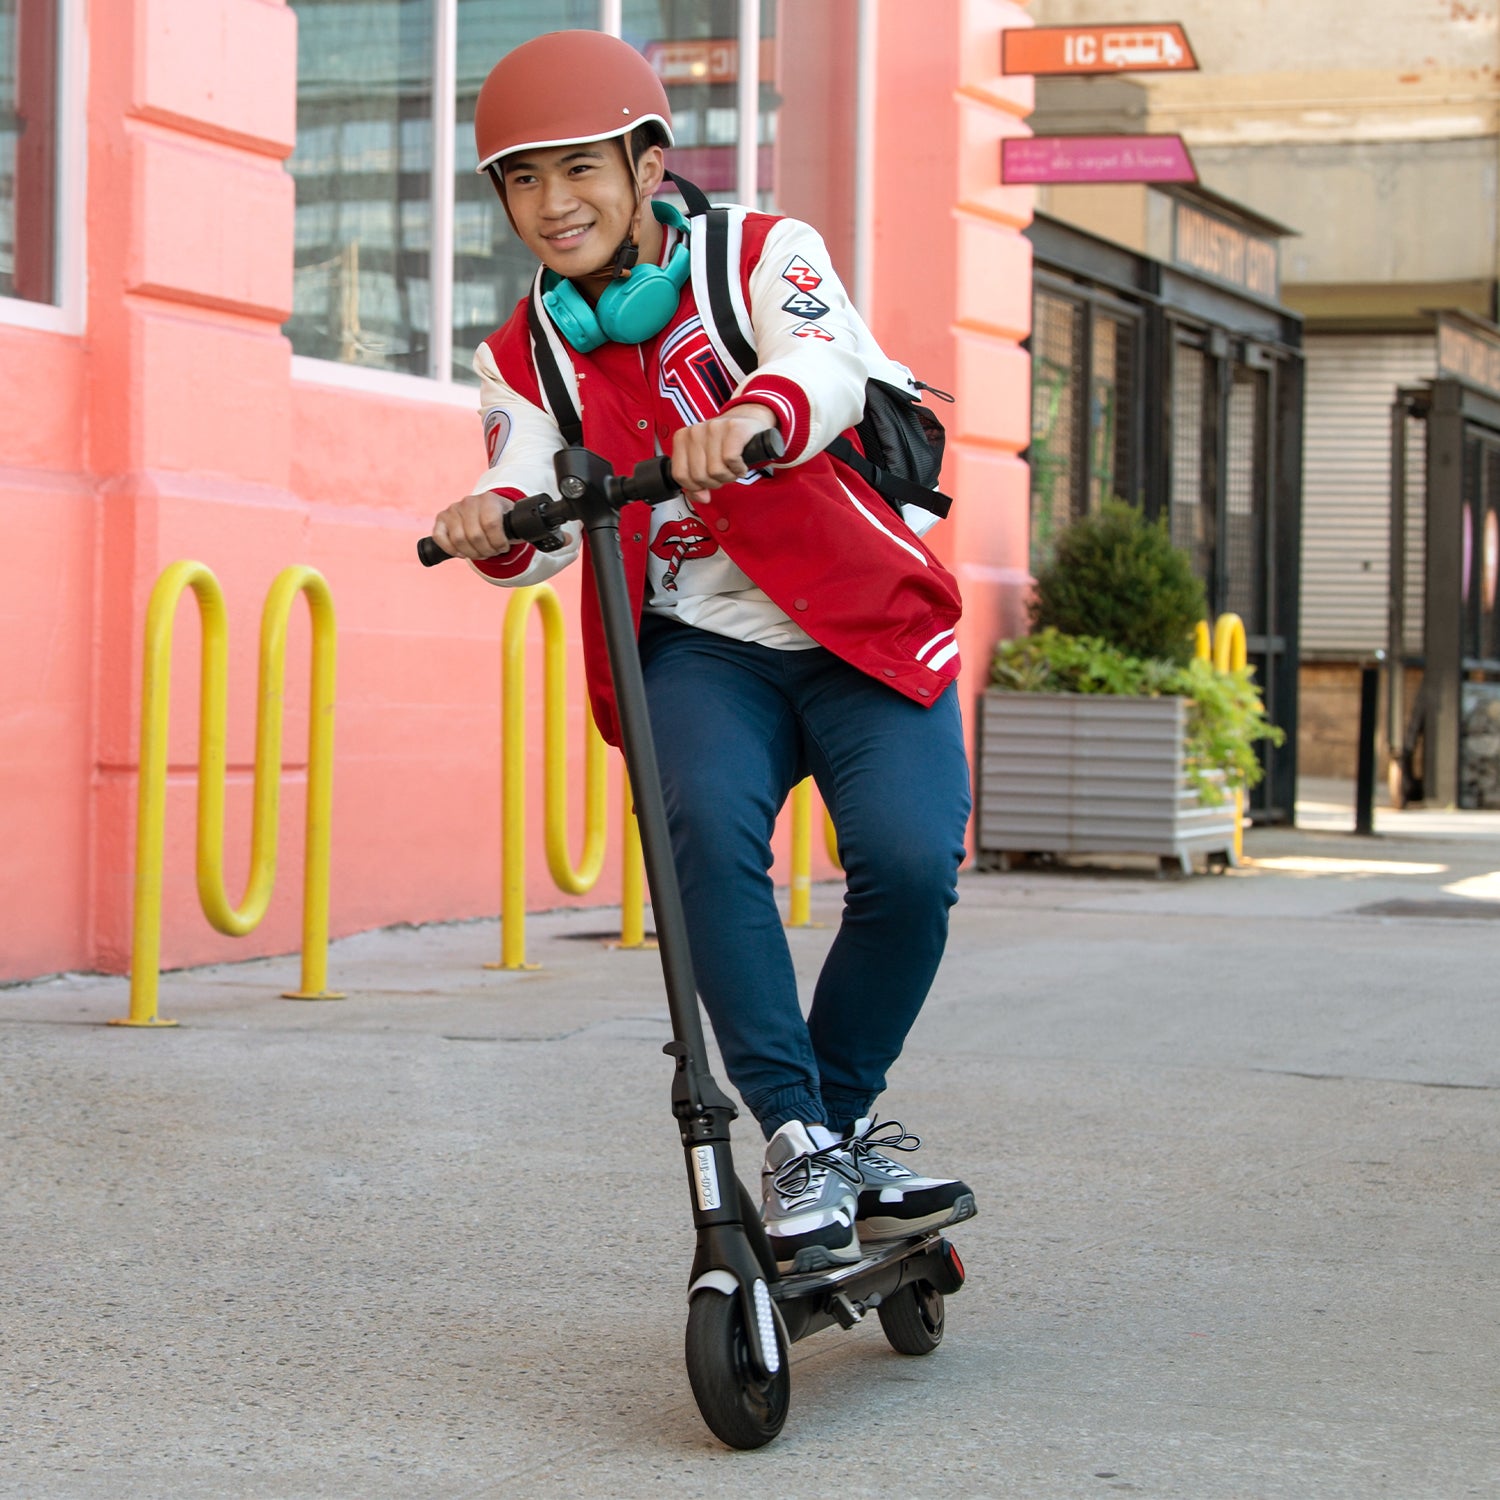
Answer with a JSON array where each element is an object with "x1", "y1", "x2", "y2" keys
[
  {"x1": 287, "y1": 0, "x2": 783, "y2": 387},
  {"x1": 622, "y1": 1, "x2": 778, "y2": 213},
  {"x1": 1029, "y1": 289, "x2": 1083, "y2": 575},
  {"x1": 0, "y1": 0, "x2": 58, "y2": 307},
  {"x1": 1028, "y1": 282, "x2": 1142, "y2": 574}
]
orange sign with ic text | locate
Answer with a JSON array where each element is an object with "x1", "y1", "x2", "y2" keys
[{"x1": 1003, "y1": 24, "x2": 1198, "y2": 77}]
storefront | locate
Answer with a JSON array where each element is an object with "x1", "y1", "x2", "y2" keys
[
  {"x1": 1027, "y1": 191, "x2": 1305, "y2": 822},
  {"x1": 1, "y1": 1, "x2": 1033, "y2": 981},
  {"x1": 1388, "y1": 312, "x2": 1500, "y2": 809}
]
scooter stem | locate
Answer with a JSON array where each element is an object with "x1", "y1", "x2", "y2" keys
[{"x1": 554, "y1": 448, "x2": 737, "y2": 1128}]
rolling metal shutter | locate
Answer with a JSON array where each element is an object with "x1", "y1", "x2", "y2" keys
[{"x1": 1301, "y1": 333, "x2": 1433, "y2": 655}]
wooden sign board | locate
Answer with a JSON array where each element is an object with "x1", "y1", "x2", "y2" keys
[
  {"x1": 1173, "y1": 201, "x2": 1279, "y2": 299},
  {"x1": 1003, "y1": 24, "x2": 1198, "y2": 76},
  {"x1": 1436, "y1": 312, "x2": 1500, "y2": 404}
]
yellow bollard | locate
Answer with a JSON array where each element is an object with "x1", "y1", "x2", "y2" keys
[
  {"x1": 617, "y1": 791, "x2": 653, "y2": 949},
  {"x1": 824, "y1": 806, "x2": 841, "y2": 872},
  {"x1": 1212, "y1": 612, "x2": 1247, "y2": 675},
  {"x1": 493, "y1": 584, "x2": 608, "y2": 970},
  {"x1": 787, "y1": 779, "x2": 813, "y2": 927},
  {"x1": 1211, "y1": 612, "x2": 1249, "y2": 863},
  {"x1": 1193, "y1": 618, "x2": 1212, "y2": 662},
  {"x1": 115, "y1": 562, "x2": 340, "y2": 1027},
  {"x1": 787, "y1": 780, "x2": 842, "y2": 925}
]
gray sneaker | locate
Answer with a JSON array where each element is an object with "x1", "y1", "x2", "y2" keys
[
  {"x1": 845, "y1": 1117, "x2": 977, "y2": 1240},
  {"x1": 760, "y1": 1121, "x2": 862, "y2": 1273}
]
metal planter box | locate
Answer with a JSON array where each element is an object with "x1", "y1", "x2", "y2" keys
[{"x1": 976, "y1": 691, "x2": 1237, "y2": 873}]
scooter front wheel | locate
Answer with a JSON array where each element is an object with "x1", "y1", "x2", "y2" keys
[
  {"x1": 684, "y1": 1291, "x2": 790, "y2": 1449},
  {"x1": 876, "y1": 1279, "x2": 945, "y2": 1355}
]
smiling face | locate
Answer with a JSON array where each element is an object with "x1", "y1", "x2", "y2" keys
[{"x1": 500, "y1": 138, "x2": 666, "y2": 298}]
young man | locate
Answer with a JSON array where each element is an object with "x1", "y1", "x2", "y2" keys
[{"x1": 432, "y1": 30, "x2": 975, "y2": 1273}]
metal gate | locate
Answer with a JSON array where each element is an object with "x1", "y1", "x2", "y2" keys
[
  {"x1": 1027, "y1": 214, "x2": 1305, "y2": 823},
  {"x1": 1388, "y1": 370, "x2": 1500, "y2": 807},
  {"x1": 1164, "y1": 324, "x2": 1302, "y2": 823}
]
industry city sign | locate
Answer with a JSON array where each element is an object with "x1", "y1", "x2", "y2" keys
[
  {"x1": 1436, "y1": 311, "x2": 1500, "y2": 404},
  {"x1": 1003, "y1": 23, "x2": 1198, "y2": 76},
  {"x1": 1174, "y1": 201, "x2": 1278, "y2": 299}
]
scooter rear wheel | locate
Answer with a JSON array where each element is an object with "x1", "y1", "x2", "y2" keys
[
  {"x1": 876, "y1": 1279, "x2": 945, "y2": 1355},
  {"x1": 685, "y1": 1291, "x2": 790, "y2": 1449}
]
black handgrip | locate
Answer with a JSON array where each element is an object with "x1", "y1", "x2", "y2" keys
[
  {"x1": 416, "y1": 490, "x2": 571, "y2": 566},
  {"x1": 742, "y1": 427, "x2": 786, "y2": 468},
  {"x1": 615, "y1": 427, "x2": 788, "y2": 506}
]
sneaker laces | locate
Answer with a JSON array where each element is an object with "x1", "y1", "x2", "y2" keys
[
  {"x1": 845, "y1": 1117, "x2": 922, "y2": 1175},
  {"x1": 770, "y1": 1143, "x2": 862, "y2": 1203}
]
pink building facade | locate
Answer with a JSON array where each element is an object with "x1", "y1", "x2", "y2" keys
[{"x1": 1, "y1": 0, "x2": 1034, "y2": 983}]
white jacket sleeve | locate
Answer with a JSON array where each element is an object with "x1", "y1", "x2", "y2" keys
[
  {"x1": 739, "y1": 218, "x2": 943, "y2": 535},
  {"x1": 737, "y1": 219, "x2": 872, "y2": 465},
  {"x1": 465, "y1": 341, "x2": 582, "y2": 587}
]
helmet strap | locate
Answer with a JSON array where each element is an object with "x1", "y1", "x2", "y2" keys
[
  {"x1": 609, "y1": 136, "x2": 647, "y2": 284},
  {"x1": 609, "y1": 236, "x2": 640, "y2": 283}
]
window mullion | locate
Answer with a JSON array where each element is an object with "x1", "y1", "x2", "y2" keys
[
  {"x1": 736, "y1": 0, "x2": 759, "y2": 206},
  {"x1": 854, "y1": 0, "x2": 876, "y2": 311},
  {"x1": 429, "y1": 0, "x2": 458, "y2": 382}
]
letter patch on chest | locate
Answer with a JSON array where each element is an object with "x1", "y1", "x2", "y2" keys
[{"x1": 660, "y1": 317, "x2": 734, "y2": 423}]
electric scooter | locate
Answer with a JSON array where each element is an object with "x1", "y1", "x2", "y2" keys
[{"x1": 419, "y1": 433, "x2": 971, "y2": 1449}]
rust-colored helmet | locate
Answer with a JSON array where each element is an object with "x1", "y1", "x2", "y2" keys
[{"x1": 474, "y1": 30, "x2": 674, "y2": 174}]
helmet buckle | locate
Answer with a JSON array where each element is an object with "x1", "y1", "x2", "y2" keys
[{"x1": 611, "y1": 239, "x2": 640, "y2": 283}]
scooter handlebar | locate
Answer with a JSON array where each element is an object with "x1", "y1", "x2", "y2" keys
[
  {"x1": 615, "y1": 427, "x2": 786, "y2": 505},
  {"x1": 416, "y1": 427, "x2": 785, "y2": 566}
]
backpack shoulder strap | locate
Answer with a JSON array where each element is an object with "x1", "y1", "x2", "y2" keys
[
  {"x1": 825, "y1": 435, "x2": 953, "y2": 519},
  {"x1": 666, "y1": 170, "x2": 759, "y2": 386},
  {"x1": 525, "y1": 269, "x2": 584, "y2": 447},
  {"x1": 664, "y1": 168, "x2": 714, "y2": 218}
]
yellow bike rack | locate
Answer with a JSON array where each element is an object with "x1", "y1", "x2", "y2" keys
[
  {"x1": 116, "y1": 562, "x2": 339, "y2": 1027},
  {"x1": 496, "y1": 585, "x2": 844, "y2": 955},
  {"x1": 1196, "y1": 611, "x2": 1250, "y2": 864},
  {"x1": 785, "y1": 781, "x2": 842, "y2": 928},
  {"x1": 493, "y1": 583, "x2": 646, "y2": 969}
]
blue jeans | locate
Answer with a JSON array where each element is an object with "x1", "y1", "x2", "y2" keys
[{"x1": 638, "y1": 613, "x2": 971, "y2": 1139}]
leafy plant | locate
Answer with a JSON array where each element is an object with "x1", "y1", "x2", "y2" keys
[
  {"x1": 1029, "y1": 499, "x2": 1206, "y2": 668},
  {"x1": 990, "y1": 628, "x2": 1284, "y2": 801}
]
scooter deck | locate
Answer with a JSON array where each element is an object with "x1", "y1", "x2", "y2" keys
[{"x1": 772, "y1": 1198, "x2": 977, "y2": 1301}]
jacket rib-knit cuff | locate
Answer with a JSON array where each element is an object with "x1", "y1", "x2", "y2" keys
[
  {"x1": 724, "y1": 374, "x2": 812, "y2": 464},
  {"x1": 471, "y1": 488, "x2": 534, "y2": 578}
]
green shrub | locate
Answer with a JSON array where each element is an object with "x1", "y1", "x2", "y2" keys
[
  {"x1": 1029, "y1": 499, "x2": 1206, "y2": 667},
  {"x1": 990, "y1": 628, "x2": 1284, "y2": 800}
]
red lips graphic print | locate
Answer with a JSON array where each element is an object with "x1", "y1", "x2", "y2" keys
[{"x1": 650, "y1": 514, "x2": 720, "y2": 593}]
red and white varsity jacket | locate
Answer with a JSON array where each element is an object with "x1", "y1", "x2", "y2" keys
[{"x1": 466, "y1": 210, "x2": 963, "y2": 746}]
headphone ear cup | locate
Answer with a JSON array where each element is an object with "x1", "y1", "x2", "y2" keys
[
  {"x1": 541, "y1": 277, "x2": 605, "y2": 353},
  {"x1": 594, "y1": 244, "x2": 691, "y2": 346},
  {"x1": 595, "y1": 274, "x2": 679, "y2": 346}
]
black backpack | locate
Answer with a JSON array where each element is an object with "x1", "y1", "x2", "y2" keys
[{"x1": 524, "y1": 170, "x2": 954, "y2": 522}]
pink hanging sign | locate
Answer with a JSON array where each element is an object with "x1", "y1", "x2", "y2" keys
[{"x1": 1002, "y1": 134, "x2": 1197, "y2": 185}]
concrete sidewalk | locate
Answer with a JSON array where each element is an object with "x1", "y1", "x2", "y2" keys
[{"x1": 3, "y1": 787, "x2": 1499, "y2": 1498}]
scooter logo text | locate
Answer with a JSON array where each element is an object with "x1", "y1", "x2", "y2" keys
[{"x1": 692, "y1": 1146, "x2": 722, "y2": 1211}]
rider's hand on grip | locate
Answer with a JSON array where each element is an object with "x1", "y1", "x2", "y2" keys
[{"x1": 418, "y1": 429, "x2": 784, "y2": 566}]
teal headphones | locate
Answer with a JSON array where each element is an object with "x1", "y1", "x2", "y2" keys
[{"x1": 541, "y1": 199, "x2": 691, "y2": 353}]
